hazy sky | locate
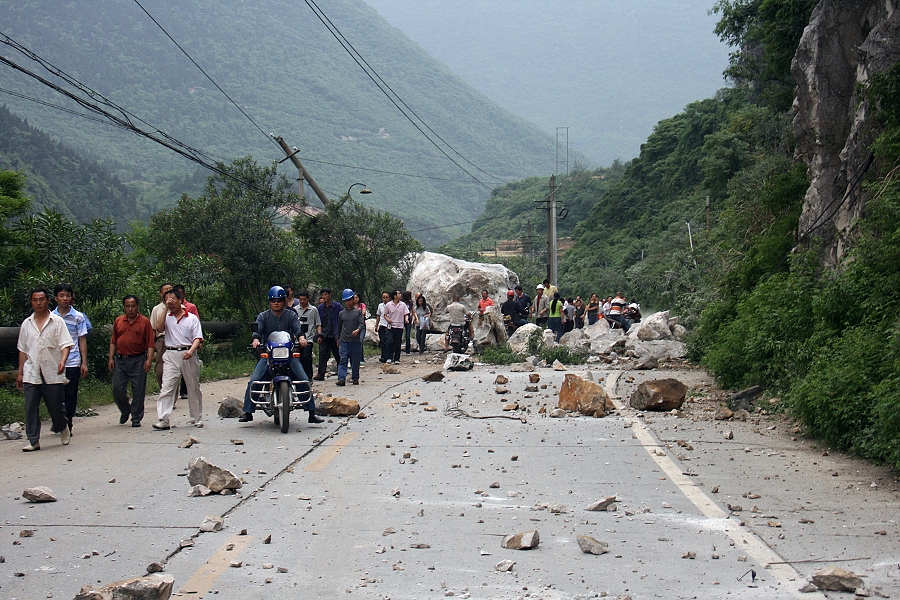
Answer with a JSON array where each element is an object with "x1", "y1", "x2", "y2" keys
[{"x1": 362, "y1": 0, "x2": 730, "y2": 166}]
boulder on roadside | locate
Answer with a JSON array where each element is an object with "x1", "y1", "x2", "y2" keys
[
  {"x1": 23, "y1": 486, "x2": 57, "y2": 503},
  {"x1": 317, "y1": 396, "x2": 360, "y2": 416},
  {"x1": 576, "y1": 535, "x2": 609, "y2": 555},
  {"x1": 508, "y1": 323, "x2": 541, "y2": 355},
  {"x1": 634, "y1": 355, "x2": 658, "y2": 370},
  {"x1": 729, "y1": 385, "x2": 763, "y2": 411},
  {"x1": 364, "y1": 318, "x2": 379, "y2": 346},
  {"x1": 501, "y1": 530, "x2": 540, "y2": 550},
  {"x1": 73, "y1": 574, "x2": 175, "y2": 600},
  {"x1": 217, "y1": 397, "x2": 243, "y2": 419},
  {"x1": 809, "y1": 566, "x2": 864, "y2": 592},
  {"x1": 444, "y1": 353, "x2": 474, "y2": 371},
  {"x1": 558, "y1": 328, "x2": 589, "y2": 350},
  {"x1": 2, "y1": 421, "x2": 23, "y2": 440},
  {"x1": 714, "y1": 406, "x2": 733, "y2": 421},
  {"x1": 422, "y1": 371, "x2": 444, "y2": 382},
  {"x1": 425, "y1": 333, "x2": 446, "y2": 351},
  {"x1": 629, "y1": 379, "x2": 687, "y2": 411},
  {"x1": 625, "y1": 339, "x2": 687, "y2": 361},
  {"x1": 585, "y1": 496, "x2": 618, "y2": 511},
  {"x1": 187, "y1": 457, "x2": 242, "y2": 493},
  {"x1": 509, "y1": 362, "x2": 535, "y2": 372},
  {"x1": 670, "y1": 324, "x2": 687, "y2": 339},
  {"x1": 558, "y1": 374, "x2": 615, "y2": 416},
  {"x1": 632, "y1": 310, "x2": 673, "y2": 341},
  {"x1": 542, "y1": 329, "x2": 558, "y2": 350},
  {"x1": 590, "y1": 332, "x2": 626, "y2": 355}
]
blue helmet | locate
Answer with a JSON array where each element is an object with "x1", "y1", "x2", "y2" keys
[
  {"x1": 268, "y1": 286, "x2": 287, "y2": 301},
  {"x1": 341, "y1": 288, "x2": 355, "y2": 301}
]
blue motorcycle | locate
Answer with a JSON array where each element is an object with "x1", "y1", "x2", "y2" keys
[{"x1": 249, "y1": 330, "x2": 312, "y2": 433}]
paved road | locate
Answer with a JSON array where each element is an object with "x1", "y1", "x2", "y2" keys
[{"x1": 1, "y1": 358, "x2": 895, "y2": 599}]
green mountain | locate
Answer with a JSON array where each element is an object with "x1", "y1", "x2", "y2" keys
[
  {"x1": 0, "y1": 105, "x2": 143, "y2": 224},
  {"x1": 362, "y1": 0, "x2": 730, "y2": 166},
  {"x1": 0, "y1": 0, "x2": 558, "y2": 244}
]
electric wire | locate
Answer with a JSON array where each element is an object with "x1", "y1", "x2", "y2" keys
[
  {"x1": 297, "y1": 156, "x2": 485, "y2": 183},
  {"x1": 0, "y1": 86, "x2": 123, "y2": 127},
  {"x1": 130, "y1": 0, "x2": 280, "y2": 150},
  {"x1": 298, "y1": 0, "x2": 501, "y2": 189}
]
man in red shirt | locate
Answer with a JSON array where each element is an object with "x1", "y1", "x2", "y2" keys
[
  {"x1": 108, "y1": 295, "x2": 155, "y2": 427},
  {"x1": 477, "y1": 289, "x2": 495, "y2": 314}
]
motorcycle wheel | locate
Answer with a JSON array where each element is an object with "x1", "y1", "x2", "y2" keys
[{"x1": 278, "y1": 380, "x2": 291, "y2": 434}]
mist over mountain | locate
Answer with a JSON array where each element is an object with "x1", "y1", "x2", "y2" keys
[
  {"x1": 362, "y1": 0, "x2": 730, "y2": 166},
  {"x1": 0, "y1": 0, "x2": 561, "y2": 244}
]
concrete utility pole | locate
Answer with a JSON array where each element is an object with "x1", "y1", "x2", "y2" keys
[
  {"x1": 548, "y1": 174, "x2": 558, "y2": 286},
  {"x1": 273, "y1": 136, "x2": 330, "y2": 206}
]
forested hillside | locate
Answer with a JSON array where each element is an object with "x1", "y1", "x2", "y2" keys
[
  {"x1": 0, "y1": 106, "x2": 143, "y2": 224},
  {"x1": 0, "y1": 0, "x2": 557, "y2": 244}
]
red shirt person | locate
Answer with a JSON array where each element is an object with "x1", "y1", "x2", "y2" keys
[{"x1": 108, "y1": 294, "x2": 155, "y2": 427}]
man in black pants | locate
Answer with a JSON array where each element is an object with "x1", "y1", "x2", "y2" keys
[
  {"x1": 314, "y1": 288, "x2": 342, "y2": 380},
  {"x1": 293, "y1": 290, "x2": 321, "y2": 381}
]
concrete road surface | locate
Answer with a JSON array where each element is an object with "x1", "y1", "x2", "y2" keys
[{"x1": 1, "y1": 357, "x2": 897, "y2": 599}]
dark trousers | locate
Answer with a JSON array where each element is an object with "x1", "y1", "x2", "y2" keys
[
  {"x1": 316, "y1": 337, "x2": 340, "y2": 377},
  {"x1": 404, "y1": 323, "x2": 412, "y2": 354},
  {"x1": 415, "y1": 327, "x2": 428, "y2": 353},
  {"x1": 112, "y1": 353, "x2": 148, "y2": 424},
  {"x1": 338, "y1": 341, "x2": 363, "y2": 382},
  {"x1": 389, "y1": 327, "x2": 403, "y2": 362},
  {"x1": 23, "y1": 382, "x2": 66, "y2": 445},
  {"x1": 378, "y1": 326, "x2": 389, "y2": 362},
  {"x1": 62, "y1": 365, "x2": 81, "y2": 430},
  {"x1": 243, "y1": 358, "x2": 311, "y2": 413},
  {"x1": 299, "y1": 344, "x2": 314, "y2": 384}
]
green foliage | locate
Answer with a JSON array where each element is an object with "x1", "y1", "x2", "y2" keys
[
  {"x1": 539, "y1": 345, "x2": 587, "y2": 366},
  {"x1": 293, "y1": 196, "x2": 422, "y2": 305},
  {"x1": 480, "y1": 344, "x2": 521, "y2": 365},
  {"x1": 527, "y1": 329, "x2": 544, "y2": 356}
]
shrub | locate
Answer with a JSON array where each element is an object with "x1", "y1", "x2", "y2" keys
[{"x1": 480, "y1": 344, "x2": 522, "y2": 365}]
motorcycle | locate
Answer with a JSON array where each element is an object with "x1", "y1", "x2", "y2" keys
[
  {"x1": 248, "y1": 329, "x2": 312, "y2": 433},
  {"x1": 447, "y1": 312, "x2": 473, "y2": 354}
]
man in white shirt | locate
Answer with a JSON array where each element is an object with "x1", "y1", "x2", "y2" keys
[
  {"x1": 382, "y1": 291, "x2": 409, "y2": 364},
  {"x1": 17, "y1": 288, "x2": 74, "y2": 451},
  {"x1": 375, "y1": 291, "x2": 391, "y2": 363},
  {"x1": 152, "y1": 288, "x2": 204, "y2": 429},
  {"x1": 51, "y1": 283, "x2": 89, "y2": 435}
]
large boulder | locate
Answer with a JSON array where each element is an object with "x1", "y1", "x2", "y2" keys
[
  {"x1": 630, "y1": 310, "x2": 672, "y2": 341},
  {"x1": 558, "y1": 328, "x2": 589, "y2": 350},
  {"x1": 406, "y1": 252, "x2": 518, "y2": 331},
  {"x1": 74, "y1": 574, "x2": 175, "y2": 600},
  {"x1": 558, "y1": 374, "x2": 615, "y2": 416},
  {"x1": 629, "y1": 379, "x2": 687, "y2": 411},
  {"x1": 444, "y1": 353, "x2": 474, "y2": 371},
  {"x1": 364, "y1": 318, "x2": 379, "y2": 346},
  {"x1": 508, "y1": 323, "x2": 541, "y2": 355},
  {"x1": 590, "y1": 331, "x2": 626, "y2": 355},
  {"x1": 542, "y1": 329, "x2": 557, "y2": 350},
  {"x1": 425, "y1": 333, "x2": 446, "y2": 351},
  {"x1": 317, "y1": 396, "x2": 361, "y2": 416},
  {"x1": 473, "y1": 306, "x2": 507, "y2": 349},
  {"x1": 187, "y1": 457, "x2": 242, "y2": 493},
  {"x1": 625, "y1": 339, "x2": 686, "y2": 361}
]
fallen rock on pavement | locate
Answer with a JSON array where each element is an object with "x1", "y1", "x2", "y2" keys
[
  {"x1": 628, "y1": 378, "x2": 687, "y2": 411},
  {"x1": 22, "y1": 486, "x2": 57, "y2": 503},
  {"x1": 509, "y1": 362, "x2": 534, "y2": 372},
  {"x1": 714, "y1": 406, "x2": 733, "y2": 420},
  {"x1": 188, "y1": 485, "x2": 212, "y2": 497},
  {"x1": 422, "y1": 371, "x2": 444, "y2": 382},
  {"x1": 507, "y1": 323, "x2": 540, "y2": 355},
  {"x1": 217, "y1": 397, "x2": 243, "y2": 418},
  {"x1": 2, "y1": 422, "x2": 23, "y2": 440},
  {"x1": 444, "y1": 353, "x2": 474, "y2": 371},
  {"x1": 73, "y1": 574, "x2": 174, "y2": 600},
  {"x1": 187, "y1": 457, "x2": 242, "y2": 493},
  {"x1": 577, "y1": 535, "x2": 609, "y2": 555},
  {"x1": 529, "y1": 373, "x2": 540, "y2": 383},
  {"x1": 495, "y1": 559, "x2": 515, "y2": 572},
  {"x1": 501, "y1": 530, "x2": 540, "y2": 550},
  {"x1": 633, "y1": 310, "x2": 673, "y2": 341},
  {"x1": 809, "y1": 566, "x2": 864, "y2": 592},
  {"x1": 199, "y1": 514, "x2": 224, "y2": 532},
  {"x1": 558, "y1": 374, "x2": 615, "y2": 417},
  {"x1": 634, "y1": 355, "x2": 658, "y2": 370},
  {"x1": 381, "y1": 363, "x2": 401, "y2": 374},
  {"x1": 729, "y1": 385, "x2": 763, "y2": 411},
  {"x1": 585, "y1": 496, "x2": 618, "y2": 511},
  {"x1": 549, "y1": 408, "x2": 566, "y2": 418},
  {"x1": 178, "y1": 436, "x2": 200, "y2": 449},
  {"x1": 494, "y1": 374, "x2": 509, "y2": 385},
  {"x1": 317, "y1": 396, "x2": 360, "y2": 416},
  {"x1": 552, "y1": 359, "x2": 566, "y2": 371}
]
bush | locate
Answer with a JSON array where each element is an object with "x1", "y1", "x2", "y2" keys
[
  {"x1": 540, "y1": 345, "x2": 587, "y2": 365},
  {"x1": 480, "y1": 344, "x2": 522, "y2": 365}
]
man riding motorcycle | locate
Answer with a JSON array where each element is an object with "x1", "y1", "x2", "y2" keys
[
  {"x1": 443, "y1": 294, "x2": 472, "y2": 352},
  {"x1": 238, "y1": 286, "x2": 323, "y2": 424},
  {"x1": 501, "y1": 289, "x2": 528, "y2": 331}
]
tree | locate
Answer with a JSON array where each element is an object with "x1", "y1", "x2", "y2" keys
[
  {"x1": 293, "y1": 196, "x2": 422, "y2": 304},
  {"x1": 143, "y1": 157, "x2": 306, "y2": 323}
]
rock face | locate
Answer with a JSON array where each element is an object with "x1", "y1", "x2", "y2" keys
[
  {"x1": 406, "y1": 252, "x2": 519, "y2": 332},
  {"x1": 501, "y1": 530, "x2": 540, "y2": 550},
  {"x1": 74, "y1": 574, "x2": 175, "y2": 600},
  {"x1": 317, "y1": 396, "x2": 361, "y2": 416},
  {"x1": 793, "y1": 1, "x2": 900, "y2": 265},
  {"x1": 558, "y1": 374, "x2": 615, "y2": 416},
  {"x1": 186, "y1": 457, "x2": 242, "y2": 493},
  {"x1": 217, "y1": 397, "x2": 243, "y2": 418},
  {"x1": 629, "y1": 379, "x2": 687, "y2": 411},
  {"x1": 444, "y1": 353, "x2": 474, "y2": 371},
  {"x1": 23, "y1": 486, "x2": 57, "y2": 503}
]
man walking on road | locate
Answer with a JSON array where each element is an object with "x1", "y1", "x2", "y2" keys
[
  {"x1": 16, "y1": 288, "x2": 73, "y2": 451},
  {"x1": 314, "y1": 288, "x2": 342, "y2": 380},
  {"x1": 52, "y1": 283, "x2": 89, "y2": 435},
  {"x1": 293, "y1": 290, "x2": 321, "y2": 382},
  {"x1": 108, "y1": 294, "x2": 155, "y2": 427},
  {"x1": 150, "y1": 283, "x2": 172, "y2": 388},
  {"x1": 152, "y1": 288, "x2": 203, "y2": 430},
  {"x1": 383, "y1": 290, "x2": 409, "y2": 364}
]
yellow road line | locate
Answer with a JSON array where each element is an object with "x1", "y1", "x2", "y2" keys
[
  {"x1": 604, "y1": 371, "x2": 824, "y2": 599},
  {"x1": 177, "y1": 534, "x2": 254, "y2": 597},
  {"x1": 304, "y1": 431, "x2": 360, "y2": 472}
]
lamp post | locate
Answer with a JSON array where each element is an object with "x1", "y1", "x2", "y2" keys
[{"x1": 342, "y1": 182, "x2": 372, "y2": 206}]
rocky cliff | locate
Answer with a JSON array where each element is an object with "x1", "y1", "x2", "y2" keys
[{"x1": 793, "y1": 0, "x2": 900, "y2": 264}]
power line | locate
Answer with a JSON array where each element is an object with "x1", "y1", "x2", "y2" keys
[
  {"x1": 0, "y1": 87, "x2": 123, "y2": 127},
  {"x1": 299, "y1": 0, "x2": 502, "y2": 189},
  {"x1": 131, "y1": 0, "x2": 280, "y2": 151},
  {"x1": 295, "y1": 156, "x2": 484, "y2": 183}
]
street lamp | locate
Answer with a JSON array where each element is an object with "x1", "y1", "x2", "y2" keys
[{"x1": 339, "y1": 182, "x2": 372, "y2": 207}]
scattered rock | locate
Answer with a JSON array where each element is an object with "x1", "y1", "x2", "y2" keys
[
  {"x1": 73, "y1": 574, "x2": 175, "y2": 600},
  {"x1": 495, "y1": 386, "x2": 510, "y2": 395},
  {"x1": 682, "y1": 551, "x2": 696, "y2": 559},
  {"x1": 357, "y1": 412, "x2": 367, "y2": 419},
  {"x1": 230, "y1": 560, "x2": 242, "y2": 568},
  {"x1": 628, "y1": 378, "x2": 687, "y2": 411},
  {"x1": 552, "y1": 359, "x2": 566, "y2": 371},
  {"x1": 585, "y1": 496, "x2": 618, "y2": 512},
  {"x1": 187, "y1": 457, "x2": 242, "y2": 493},
  {"x1": 217, "y1": 397, "x2": 243, "y2": 418},
  {"x1": 809, "y1": 566, "x2": 864, "y2": 592},
  {"x1": 576, "y1": 535, "x2": 609, "y2": 555},
  {"x1": 489, "y1": 482, "x2": 500, "y2": 488},
  {"x1": 178, "y1": 436, "x2": 200, "y2": 449},
  {"x1": 381, "y1": 363, "x2": 401, "y2": 374},
  {"x1": 549, "y1": 408, "x2": 566, "y2": 418},
  {"x1": 22, "y1": 487, "x2": 57, "y2": 503},
  {"x1": 729, "y1": 385, "x2": 763, "y2": 412},
  {"x1": 424, "y1": 405, "x2": 438, "y2": 412},
  {"x1": 509, "y1": 362, "x2": 535, "y2": 372},
  {"x1": 501, "y1": 530, "x2": 540, "y2": 550},
  {"x1": 714, "y1": 406, "x2": 733, "y2": 420},
  {"x1": 263, "y1": 534, "x2": 272, "y2": 544},
  {"x1": 423, "y1": 371, "x2": 444, "y2": 382},
  {"x1": 317, "y1": 396, "x2": 360, "y2": 416},
  {"x1": 723, "y1": 430, "x2": 734, "y2": 440},
  {"x1": 188, "y1": 485, "x2": 212, "y2": 497},
  {"x1": 494, "y1": 375, "x2": 509, "y2": 385},
  {"x1": 19, "y1": 529, "x2": 34, "y2": 537},
  {"x1": 230, "y1": 439, "x2": 243, "y2": 445},
  {"x1": 1, "y1": 422, "x2": 23, "y2": 440},
  {"x1": 502, "y1": 403, "x2": 519, "y2": 411},
  {"x1": 495, "y1": 559, "x2": 515, "y2": 572},
  {"x1": 732, "y1": 409, "x2": 751, "y2": 421},
  {"x1": 277, "y1": 566, "x2": 288, "y2": 573},
  {"x1": 444, "y1": 353, "x2": 474, "y2": 371},
  {"x1": 146, "y1": 562, "x2": 164, "y2": 573},
  {"x1": 199, "y1": 514, "x2": 224, "y2": 532},
  {"x1": 558, "y1": 374, "x2": 615, "y2": 416},
  {"x1": 634, "y1": 354, "x2": 658, "y2": 370},
  {"x1": 529, "y1": 373, "x2": 541, "y2": 383}
]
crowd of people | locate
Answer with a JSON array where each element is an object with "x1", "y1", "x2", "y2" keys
[{"x1": 13, "y1": 279, "x2": 640, "y2": 451}]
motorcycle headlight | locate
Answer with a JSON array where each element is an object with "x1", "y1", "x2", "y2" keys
[{"x1": 272, "y1": 347, "x2": 290, "y2": 359}]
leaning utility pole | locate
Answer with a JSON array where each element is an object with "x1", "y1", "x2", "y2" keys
[
  {"x1": 273, "y1": 135, "x2": 330, "y2": 206},
  {"x1": 547, "y1": 174, "x2": 558, "y2": 286}
]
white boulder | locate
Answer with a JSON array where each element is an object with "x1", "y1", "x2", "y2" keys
[{"x1": 507, "y1": 323, "x2": 540, "y2": 355}]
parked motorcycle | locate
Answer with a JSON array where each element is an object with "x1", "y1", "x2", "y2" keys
[
  {"x1": 248, "y1": 329, "x2": 312, "y2": 433},
  {"x1": 447, "y1": 312, "x2": 473, "y2": 354}
]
